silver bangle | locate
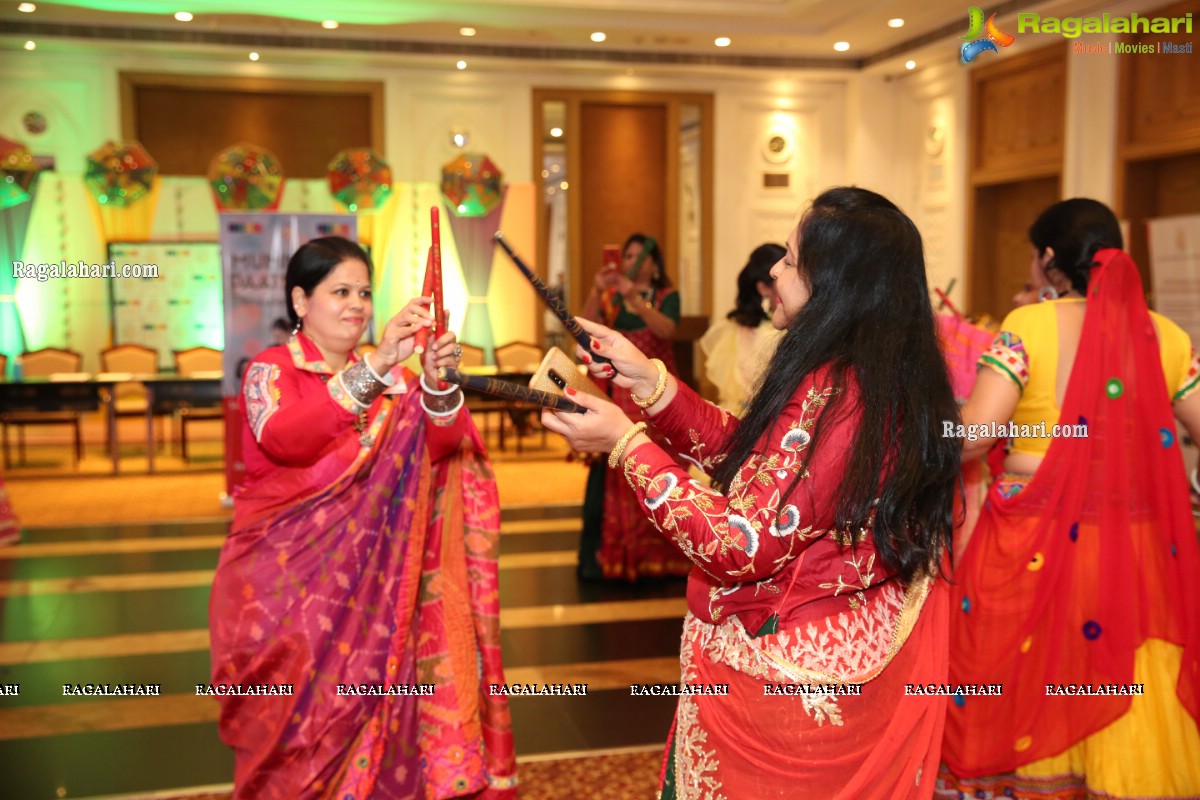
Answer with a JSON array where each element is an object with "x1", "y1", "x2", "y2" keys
[
  {"x1": 340, "y1": 361, "x2": 388, "y2": 407},
  {"x1": 421, "y1": 390, "x2": 464, "y2": 418},
  {"x1": 420, "y1": 373, "x2": 458, "y2": 396}
]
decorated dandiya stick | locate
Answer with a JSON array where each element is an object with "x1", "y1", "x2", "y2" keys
[
  {"x1": 934, "y1": 285, "x2": 965, "y2": 321},
  {"x1": 413, "y1": 248, "x2": 435, "y2": 355},
  {"x1": 492, "y1": 232, "x2": 615, "y2": 370},
  {"x1": 438, "y1": 368, "x2": 587, "y2": 414},
  {"x1": 625, "y1": 236, "x2": 657, "y2": 281},
  {"x1": 430, "y1": 206, "x2": 447, "y2": 387}
]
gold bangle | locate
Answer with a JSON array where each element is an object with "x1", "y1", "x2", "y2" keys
[
  {"x1": 631, "y1": 359, "x2": 668, "y2": 409},
  {"x1": 608, "y1": 422, "x2": 648, "y2": 468}
]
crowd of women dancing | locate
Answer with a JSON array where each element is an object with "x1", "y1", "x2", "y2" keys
[{"x1": 200, "y1": 188, "x2": 1199, "y2": 799}]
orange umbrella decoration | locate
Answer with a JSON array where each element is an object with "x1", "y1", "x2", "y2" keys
[
  {"x1": 208, "y1": 142, "x2": 284, "y2": 211},
  {"x1": 84, "y1": 140, "x2": 157, "y2": 207},
  {"x1": 0, "y1": 135, "x2": 40, "y2": 210},
  {"x1": 441, "y1": 153, "x2": 502, "y2": 218},
  {"x1": 327, "y1": 148, "x2": 393, "y2": 212}
]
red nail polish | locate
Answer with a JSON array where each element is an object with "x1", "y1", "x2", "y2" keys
[
  {"x1": 581, "y1": 354, "x2": 592, "y2": 364},
  {"x1": 592, "y1": 342, "x2": 601, "y2": 352},
  {"x1": 565, "y1": 387, "x2": 577, "y2": 396}
]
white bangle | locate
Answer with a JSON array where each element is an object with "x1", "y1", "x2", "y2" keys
[
  {"x1": 420, "y1": 373, "x2": 458, "y2": 396},
  {"x1": 420, "y1": 390, "x2": 464, "y2": 418}
]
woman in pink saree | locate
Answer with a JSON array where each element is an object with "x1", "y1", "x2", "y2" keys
[{"x1": 208, "y1": 237, "x2": 516, "y2": 799}]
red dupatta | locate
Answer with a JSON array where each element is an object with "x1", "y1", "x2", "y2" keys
[{"x1": 943, "y1": 248, "x2": 1200, "y2": 776}]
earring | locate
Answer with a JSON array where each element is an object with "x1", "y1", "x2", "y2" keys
[
  {"x1": 292, "y1": 319, "x2": 303, "y2": 335},
  {"x1": 761, "y1": 296, "x2": 773, "y2": 315},
  {"x1": 1037, "y1": 286, "x2": 1059, "y2": 302}
]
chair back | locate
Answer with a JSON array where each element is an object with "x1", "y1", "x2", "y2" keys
[
  {"x1": 495, "y1": 341, "x2": 544, "y2": 373},
  {"x1": 20, "y1": 348, "x2": 83, "y2": 377},
  {"x1": 102, "y1": 344, "x2": 159, "y2": 407},
  {"x1": 174, "y1": 346, "x2": 223, "y2": 376},
  {"x1": 458, "y1": 344, "x2": 486, "y2": 369}
]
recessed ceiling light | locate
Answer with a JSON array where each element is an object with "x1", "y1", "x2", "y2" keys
[
  {"x1": 248, "y1": 51, "x2": 260, "y2": 61},
  {"x1": 456, "y1": 60, "x2": 467, "y2": 70},
  {"x1": 590, "y1": 32, "x2": 606, "y2": 43},
  {"x1": 460, "y1": 27, "x2": 476, "y2": 37},
  {"x1": 174, "y1": 11, "x2": 193, "y2": 22},
  {"x1": 905, "y1": 60, "x2": 917, "y2": 69},
  {"x1": 18, "y1": 3, "x2": 36, "y2": 12},
  {"x1": 833, "y1": 41, "x2": 850, "y2": 52},
  {"x1": 550, "y1": 127, "x2": 563, "y2": 137},
  {"x1": 888, "y1": 18, "x2": 905, "y2": 28},
  {"x1": 714, "y1": 37, "x2": 731, "y2": 47},
  {"x1": 321, "y1": 20, "x2": 338, "y2": 30},
  {"x1": 24, "y1": 40, "x2": 36, "y2": 50}
]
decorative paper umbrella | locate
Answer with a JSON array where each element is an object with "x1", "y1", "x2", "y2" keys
[
  {"x1": 327, "y1": 148, "x2": 392, "y2": 212},
  {"x1": 0, "y1": 135, "x2": 40, "y2": 210},
  {"x1": 208, "y1": 143, "x2": 284, "y2": 211},
  {"x1": 441, "y1": 153, "x2": 502, "y2": 218},
  {"x1": 84, "y1": 140, "x2": 158, "y2": 206}
]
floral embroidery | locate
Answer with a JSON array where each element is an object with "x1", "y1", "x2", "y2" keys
[
  {"x1": 645, "y1": 472, "x2": 679, "y2": 510},
  {"x1": 978, "y1": 331, "x2": 1029, "y2": 392},
  {"x1": 1175, "y1": 348, "x2": 1199, "y2": 402},
  {"x1": 677, "y1": 617, "x2": 728, "y2": 800},
  {"x1": 770, "y1": 505, "x2": 800, "y2": 537},
  {"x1": 244, "y1": 362, "x2": 282, "y2": 441},
  {"x1": 818, "y1": 553, "x2": 876, "y2": 611}
]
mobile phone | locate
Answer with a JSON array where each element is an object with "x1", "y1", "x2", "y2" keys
[
  {"x1": 529, "y1": 347, "x2": 607, "y2": 400},
  {"x1": 602, "y1": 245, "x2": 621, "y2": 273}
]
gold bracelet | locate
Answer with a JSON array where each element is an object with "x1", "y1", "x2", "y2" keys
[
  {"x1": 608, "y1": 422, "x2": 648, "y2": 468},
  {"x1": 631, "y1": 359, "x2": 668, "y2": 409}
]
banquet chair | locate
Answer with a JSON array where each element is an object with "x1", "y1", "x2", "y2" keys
[
  {"x1": 1, "y1": 348, "x2": 85, "y2": 467},
  {"x1": 173, "y1": 346, "x2": 224, "y2": 462},
  {"x1": 100, "y1": 343, "x2": 161, "y2": 453},
  {"x1": 455, "y1": 343, "x2": 508, "y2": 449},
  {"x1": 494, "y1": 341, "x2": 547, "y2": 453}
]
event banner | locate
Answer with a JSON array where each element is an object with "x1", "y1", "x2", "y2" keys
[
  {"x1": 1147, "y1": 213, "x2": 1200, "y2": 346},
  {"x1": 219, "y1": 213, "x2": 356, "y2": 493}
]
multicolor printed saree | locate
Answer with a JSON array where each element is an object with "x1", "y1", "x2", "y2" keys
[{"x1": 209, "y1": 388, "x2": 516, "y2": 799}]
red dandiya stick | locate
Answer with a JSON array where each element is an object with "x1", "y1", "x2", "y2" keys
[
  {"x1": 934, "y1": 286, "x2": 964, "y2": 321},
  {"x1": 413, "y1": 247, "x2": 435, "y2": 355},
  {"x1": 430, "y1": 206, "x2": 447, "y2": 388}
]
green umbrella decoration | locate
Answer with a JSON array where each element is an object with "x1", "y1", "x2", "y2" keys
[
  {"x1": 0, "y1": 135, "x2": 40, "y2": 210},
  {"x1": 441, "y1": 153, "x2": 502, "y2": 218},
  {"x1": 327, "y1": 148, "x2": 392, "y2": 212},
  {"x1": 84, "y1": 140, "x2": 157, "y2": 207},
  {"x1": 208, "y1": 142, "x2": 284, "y2": 211}
]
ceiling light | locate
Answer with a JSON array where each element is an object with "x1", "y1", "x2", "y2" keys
[
  {"x1": 714, "y1": 37, "x2": 731, "y2": 47},
  {"x1": 24, "y1": 40, "x2": 36, "y2": 50},
  {"x1": 248, "y1": 51, "x2": 260, "y2": 61},
  {"x1": 560, "y1": 181, "x2": 569, "y2": 190},
  {"x1": 174, "y1": 11, "x2": 193, "y2": 22},
  {"x1": 833, "y1": 41, "x2": 850, "y2": 52},
  {"x1": 456, "y1": 60, "x2": 467, "y2": 70},
  {"x1": 550, "y1": 127, "x2": 563, "y2": 138},
  {"x1": 321, "y1": 20, "x2": 338, "y2": 30},
  {"x1": 460, "y1": 27, "x2": 476, "y2": 37},
  {"x1": 590, "y1": 32, "x2": 606, "y2": 43},
  {"x1": 905, "y1": 60, "x2": 916, "y2": 70},
  {"x1": 888, "y1": 18, "x2": 905, "y2": 28},
  {"x1": 18, "y1": 3, "x2": 36, "y2": 12}
]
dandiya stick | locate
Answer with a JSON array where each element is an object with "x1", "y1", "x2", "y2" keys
[
  {"x1": 493, "y1": 232, "x2": 615, "y2": 370},
  {"x1": 625, "y1": 236, "x2": 657, "y2": 281},
  {"x1": 438, "y1": 368, "x2": 587, "y2": 414},
  {"x1": 934, "y1": 286, "x2": 965, "y2": 321},
  {"x1": 430, "y1": 206, "x2": 447, "y2": 388},
  {"x1": 413, "y1": 247, "x2": 435, "y2": 355}
]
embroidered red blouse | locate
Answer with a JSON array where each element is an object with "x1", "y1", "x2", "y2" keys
[{"x1": 622, "y1": 368, "x2": 902, "y2": 637}]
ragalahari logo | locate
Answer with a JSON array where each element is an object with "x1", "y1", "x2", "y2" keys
[{"x1": 961, "y1": 7, "x2": 1016, "y2": 63}]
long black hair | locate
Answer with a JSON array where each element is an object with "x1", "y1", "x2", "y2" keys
[
  {"x1": 711, "y1": 187, "x2": 960, "y2": 583},
  {"x1": 624, "y1": 233, "x2": 671, "y2": 292},
  {"x1": 1028, "y1": 198, "x2": 1122, "y2": 295},
  {"x1": 728, "y1": 243, "x2": 785, "y2": 328},
  {"x1": 284, "y1": 236, "x2": 372, "y2": 326}
]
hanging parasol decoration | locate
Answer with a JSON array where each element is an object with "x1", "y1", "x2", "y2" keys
[
  {"x1": 208, "y1": 142, "x2": 284, "y2": 211},
  {"x1": 440, "y1": 153, "x2": 503, "y2": 218},
  {"x1": 327, "y1": 148, "x2": 393, "y2": 212},
  {"x1": 84, "y1": 139, "x2": 158, "y2": 207},
  {"x1": 0, "y1": 135, "x2": 41, "y2": 210}
]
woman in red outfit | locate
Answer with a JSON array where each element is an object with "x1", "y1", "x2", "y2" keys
[
  {"x1": 208, "y1": 237, "x2": 516, "y2": 800},
  {"x1": 544, "y1": 188, "x2": 960, "y2": 799}
]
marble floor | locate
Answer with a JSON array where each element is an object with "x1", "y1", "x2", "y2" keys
[{"x1": 0, "y1": 501, "x2": 686, "y2": 798}]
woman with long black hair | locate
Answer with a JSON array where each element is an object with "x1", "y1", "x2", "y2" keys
[{"x1": 544, "y1": 187, "x2": 960, "y2": 799}]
